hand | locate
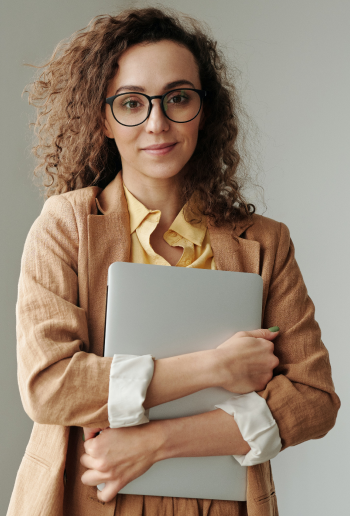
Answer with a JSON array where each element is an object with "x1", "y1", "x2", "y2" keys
[
  {"x1": 215, "y1": 328, "x2": 280, "y2": 394},
  {"x1": 80, "y1": 424, "x2": 160, "y2": 503}
]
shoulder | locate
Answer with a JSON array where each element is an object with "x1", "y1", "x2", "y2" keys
[
  {"x1": 41, "y1": 186, "x2": 101, "y2": 220},
  {"x1": 243, "y1": 213, "x2": 290, "y2": 251},
  {"x1": 36, "y1": 186, "x2": 101, "y2": 237},
  {"x1": 24, "y1": 187, "x2": 101, "y2": 258}
]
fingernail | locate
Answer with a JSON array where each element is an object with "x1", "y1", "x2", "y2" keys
[
  {"x1": 268, "y1": 326, "x2": 280, "y2": 332},
  {"x1": 82, "y1": 432, "x2": 85, "y2": 442}
]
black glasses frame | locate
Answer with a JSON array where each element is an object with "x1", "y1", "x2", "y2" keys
[{"x1": 105, "y1": 88, "x2": 208, "y2": 127}]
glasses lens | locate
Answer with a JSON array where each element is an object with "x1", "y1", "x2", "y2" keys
[
  {"x1": 112, "y1": 93, "x2": 149, "y2": 125},
  {"x1": 163, "y1": 89, "x2": 201, "y2": 122}
]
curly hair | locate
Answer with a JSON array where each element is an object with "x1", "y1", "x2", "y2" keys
[{"x1": 25, "y1": 6, "x2": 257, "y2": 228}]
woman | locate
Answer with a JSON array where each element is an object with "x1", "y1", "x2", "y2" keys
[{"x1": 8, "y1": 7, "x2": 340, "y2": 516}]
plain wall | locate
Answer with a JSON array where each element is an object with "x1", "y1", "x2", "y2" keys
[{"x1": 1, "y1": 1, "x2": 349, "y2": 514}]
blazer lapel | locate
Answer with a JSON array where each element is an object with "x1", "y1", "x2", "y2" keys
[
  {"x1": 87, "y1": 173, "x2": 130, "y2": 356},
  {"x1": 207, "y1": 220, "x2": 260, "y2": 274}
]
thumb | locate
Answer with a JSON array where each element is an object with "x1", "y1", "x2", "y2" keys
[
  {"x1": 82, "y1": 427, "x2": 102, "y2": 442},
  {"x1": 239, "y1": 327, "x2": 280, "y2": 340}
]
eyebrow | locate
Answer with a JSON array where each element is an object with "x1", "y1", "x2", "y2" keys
[{"x1": 115, "y1": 80, "x2": 196, "y2": 95}]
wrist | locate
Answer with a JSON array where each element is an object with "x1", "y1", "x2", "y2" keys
[
  {"x1": 145, "y1": 420, "x2": 170, "y2": 463},
  {"x1": 149, "y1": 417, "x2": 188, "y2": 462},
  {"x1": 198, "y1": 348, "x2": 220, "y2": 389},
  {"x1": 210, "y1": 348, "x2": 227, "y2": 389}
]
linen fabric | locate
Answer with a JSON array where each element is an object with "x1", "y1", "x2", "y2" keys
[
  {"x1": 106, "y1": 181, "x2": 282, "y2": 469},
  {"x1": 8, "y1": 171, "x2": 340, "y2": 516}
]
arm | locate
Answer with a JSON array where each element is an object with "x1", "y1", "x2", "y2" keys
[
  {"x1": 155, "y1": 409, "x2": 251, "y2": 458},
  {"x1": 144, "y1": 327, "x2": 280, "y2": 409},
  {"x1": 81, "y1": 408, "x2": 251, "y2": 502},
  {"x1": 81, "y1": 375, "x2": 281, "y2": 503},
  {"x1": 257, "y1": 222, "x2": 340, "y2": 450},
  {"x1": 16, "y1": 195, "x2": 113, "y2": 428}
]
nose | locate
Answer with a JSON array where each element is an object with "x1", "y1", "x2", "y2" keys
[{"x1": 145, "y1": 99, "x2": 170, "y2": 134}]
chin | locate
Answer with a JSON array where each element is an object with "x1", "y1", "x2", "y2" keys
[{"x1": 139, "y1": 163, "x2": 186, "y2": 181}]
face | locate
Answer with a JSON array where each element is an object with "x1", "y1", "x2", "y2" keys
[{"x1": 103, "y1": 40, "x2": 204, "y2": 184}]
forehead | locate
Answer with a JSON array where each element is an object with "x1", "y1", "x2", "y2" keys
[{"x1": 108, "y1": 40, "x2": 200, "y2": 93}]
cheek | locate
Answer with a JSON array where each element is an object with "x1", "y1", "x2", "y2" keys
[
  {"x1": 112, "y1": 126, "x2": 138, "y2": 154},
  {"x1": 181, "y1": 120, "x2": 200, "y2": 148}
]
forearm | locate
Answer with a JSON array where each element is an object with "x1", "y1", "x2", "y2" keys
[
  {"x1": 143, "y1": 349, "x2": 218, "y2": 409},
  {"x1": 151, "y1": 408, "x2": 251, "y2": 460},
  {"x1": 143, "y1": 328, "x2": 279, "y2": 410},
  {"x1": 81, "y1": 399, "x2": 280, "y2": 502}
]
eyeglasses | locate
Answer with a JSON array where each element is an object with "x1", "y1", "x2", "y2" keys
[{"x1": 105, "y1": 88, "x2": 208, "y2": 127}]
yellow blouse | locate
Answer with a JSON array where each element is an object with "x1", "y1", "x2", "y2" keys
[{"x1": 122, "y1": 181, "x2": 217, "y2": 270}]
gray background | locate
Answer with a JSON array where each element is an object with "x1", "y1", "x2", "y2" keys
[{"x1": 1, "y1": 0, "x2": 349, "y2": 514}]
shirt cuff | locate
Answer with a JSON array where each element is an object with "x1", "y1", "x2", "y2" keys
[
  {"x1": 215, "y1": 391, "x2": 282, "y2": 466},
  {"x1": 108, "y1": 354, "x2": 155, "y2": 428}
]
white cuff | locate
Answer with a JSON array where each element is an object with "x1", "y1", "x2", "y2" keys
[
  {"x1": 108, "y1": 354, "x2": 155, "y2": 428},
  {"x1": 215, "y1": 391, "x2": 282, "y2": 466}
]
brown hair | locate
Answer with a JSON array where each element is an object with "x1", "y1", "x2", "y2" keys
[{"x1": 25, "y1": 6, "x2": 257, "y2": 228}]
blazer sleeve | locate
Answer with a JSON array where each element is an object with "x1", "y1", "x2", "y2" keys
[
  {"x1": 16, "y1": 194, "x2": 113, "y2": 429},
  {"x1": 258, "y1": 221, "x2": 340, "y2": 451}
]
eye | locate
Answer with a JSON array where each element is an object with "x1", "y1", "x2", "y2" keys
[
  {"x1": 123, "y1": 99, "x2": 142, "y2": 109},
  {"x1": 167, "y1": 91, "x2": 189, "y2": 104},
  {"x1": 170, "y1": 95, "x2": 182, "y2": 103},
  {"x1": 115, "y1": 94, "x2": 146, "y2": 111}
]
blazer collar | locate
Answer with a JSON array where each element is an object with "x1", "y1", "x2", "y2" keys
[
  {"x1": 96, "y1": 171, "x2": 259, "y2": 272},
  {"x1": 207, "y1": 220, "x2": 260, "y2": 274}
]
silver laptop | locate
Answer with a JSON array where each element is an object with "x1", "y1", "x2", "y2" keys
[{"x1": 102, "y1": 262, "x2": 263, "y2": 501}]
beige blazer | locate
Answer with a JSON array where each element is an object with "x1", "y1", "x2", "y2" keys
[{"x1": 8, "y1": 172, "x2": 340, "y2": 516}]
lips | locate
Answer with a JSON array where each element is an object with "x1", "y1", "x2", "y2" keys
[{"x1": 142, "y1": 142, "x2": 177, "y2": 150}]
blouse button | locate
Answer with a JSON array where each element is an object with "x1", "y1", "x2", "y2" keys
[{"x1": 185, "y1": 260, "x2": 191, "y2": 265}]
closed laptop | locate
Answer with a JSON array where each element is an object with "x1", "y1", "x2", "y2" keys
[{"x1": 103, "y1": 262, "x2": 263, "y2": 500}]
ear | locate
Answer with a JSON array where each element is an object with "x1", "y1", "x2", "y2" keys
[{"x1": 103, "y1": 117, "x2": 114, "y2": 139}]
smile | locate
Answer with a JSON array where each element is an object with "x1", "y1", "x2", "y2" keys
[{"x1": 142, "y1": 143, "x2": 177, "y2": 155}]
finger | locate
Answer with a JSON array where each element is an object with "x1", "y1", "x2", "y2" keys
[
  {"x1": 84, "y1": 434, "x2": 103, "y2": 456},
  {"x1": 80, "y1": 452, "x2": 100, "y2": 470},
  {"x1": 83, "y1": 427, "x2": 101, "y2": 441},
  {"x1": 256, "y1": 338, "x2": 275, "y2": 352},
  {"x1": 84, "y1": 439, "x2": 96, "y2": 456},
  {"x1": 81, "y1": 468, "x2": 109, "y2": 487},
  {"x1": 238, "y1": 328, "x2": 280, "y2": 340},
  {"x1": 97, "y1": 480, "x2": 122, "y2": 503},
  {"x1": 272, "y1": 354, "x2": 280, "y2": 368}
]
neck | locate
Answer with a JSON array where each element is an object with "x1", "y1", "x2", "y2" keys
[{"x1": 121, "y1": 168, "x2": 185, "y2": 229}]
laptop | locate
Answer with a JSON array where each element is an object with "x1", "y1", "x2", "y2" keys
[{"x1": 101, "y1": 262, "x2": 263, "y2": 500}]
